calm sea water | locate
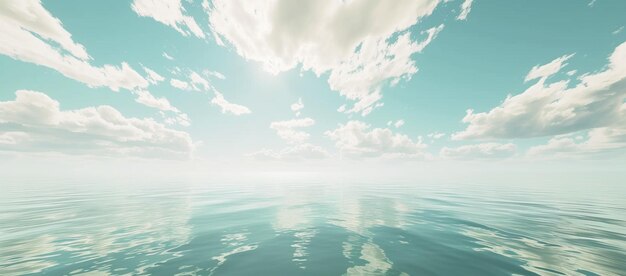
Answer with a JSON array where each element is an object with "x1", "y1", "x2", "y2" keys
[{"x1": 1, "y1": 179, "x2": 625, "y2": 275}]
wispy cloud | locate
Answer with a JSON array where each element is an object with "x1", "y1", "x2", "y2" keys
[{"x1": 131, "y1": 0, "x2": 204, "y2": 38}]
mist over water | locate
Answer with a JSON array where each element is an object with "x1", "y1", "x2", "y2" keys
[{"x1": 1, "y1": 179, "x2": 625, "y2": 275}]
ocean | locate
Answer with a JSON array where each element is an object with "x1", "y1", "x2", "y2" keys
[{"x1": 1, "y1": 179, "x2": 625, "y2": 275}]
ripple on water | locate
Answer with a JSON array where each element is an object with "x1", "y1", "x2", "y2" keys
[{"x1": 1, "y1": 181, "x2": 625, "y2": 275}]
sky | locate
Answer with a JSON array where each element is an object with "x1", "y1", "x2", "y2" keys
[{"x1": 0, "y1": 0, "x2": 625, "y2": 179}]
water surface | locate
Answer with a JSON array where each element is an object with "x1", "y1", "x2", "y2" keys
[{"x1": 1, "y1": 180, "x2": 625, "y2": 275}]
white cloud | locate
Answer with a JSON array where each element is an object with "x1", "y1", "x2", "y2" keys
[
  {"x1": 134, "y1": 90, "x2": 178, "y2": 113},
  {"x1": 525, "y1": 54, "x2": 574, "y2": 82},
  {"x1": 0, "y1": 132, "x2": 29, "y2": 145},
  {"x1": 428, "y1": 132, "x2": 446, "y2": 140},
  {"x1": 207, "y1": 0, "x2": 445, "y2": 115},
  {"x1": 131, "y1": 0, "x2": 205, "y2": 38},
  {"x1": 528, "y1": 126, "x2": 626, "y2": 158},
  {"x1": 588, "y1": 0, "x2": 597, "y2": 7},
  {"x1": 291, "y1": 98, "x2": 304, "y2": 116},
  {"x1": 189, "y1": 71, "x2": 211, "y2": 91},
  {"x1": 270, "y1": 118, "x2": 315, "y2": 144},
  {"x1": 440, "y1": 143, "x2": 516, "y2": 159},
  {"x1": 247, "y1": 143, "x2": 331, "y2": 161},
  {"x1": 162, "y1": 52, "x2": 175, "y2": 60},
  {"x1": 0, "y1": 90, "x2": 193, "y2": 159},
  {"x1": 0, "y1": 1, "x2": 89, "y2": 60},
  {"x1": 143, "y1": 66, "x2": 165, "y2": 84},
  {"x1": 204, "y1": 69, "x2": 226, "y2": 80},
  {"x1": 170, "y1": 71, "x2": 213, "y2": 92},
  {"x1": 164, "y1": 112, "x2": 191, "y2": 127},
  {"x1": 211, "y1": 90, "x2": 251, "y2": 115},
  {"x1": 170, "y1": 78, "x2": 191, "y2": 91},
  {"x1": 0, "y1": 0, "x2": 149, "y2": 92},
  {"x1": 325, "y1": 121, "x2": 427, "y2": 159},
  {"x1": 456, "y1": 0, "x2": 474, "y2": 20},
  {"x1": 394, "y1": 120, "x2": 405, "y2": 128},
  {"x1": 133, "y1": 90, "x2": 190, "y2": 126},
  {"x1": 454, "y1": 42, "x2": 626, "y2": 140}
]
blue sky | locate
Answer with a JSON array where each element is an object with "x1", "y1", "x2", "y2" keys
[{"x1": 1, "y1": 0, "x2": 625, "y2": 175}]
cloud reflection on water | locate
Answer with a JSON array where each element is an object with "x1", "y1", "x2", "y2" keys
[{"x1": 1, "y1": 181, "x2": 625, "y2": 275}]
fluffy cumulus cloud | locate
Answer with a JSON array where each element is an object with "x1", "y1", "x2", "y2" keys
[
  {"x1": 211, "y1": 90, "x2": 251, "y2": 115},
  {"x1": 0, "y1": 0, "x2": 149, "y2": 92},
  {"x1": 247, "y1": 143, "x2": 331, "y2": 161},
  {"x1": 440, "y1": 143, "x2": 516, "y2": 159},
  {"x1": 131, "y1": 0, "x2": 204, "y2": 38},
  {"x1": 207, "y1": 0, "x2": 445, "y2": 115},
  {"x1": 325, "y1": 120, "x2": 427, "y2": 159},
  {"x1": 0, "y1": 90, "x2": 194, "y2": 159},
  {"x1": 453, "y1": 41, "x2": 626, "y2": 140},
  {"x1": 270, "y1": 118, "x2": 315, "y2": 144}
]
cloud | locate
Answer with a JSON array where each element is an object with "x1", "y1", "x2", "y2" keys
[
  {"x1": 453, "y1": 41, "x2": 626, "y2": 140},
  {"x1": 170, "y1": 71, "x2": 214, "y2": 92},
  {"x1": 440, "y1": 143, "x2": 516, "y2": 159},
  {"x1": 270, "y1": 118, "x2": 315, "y2": 144},
  {"x1": 189, "y1": 71, "x2": 211, "y2": 91},
  {"x1": 133, "y1": 90, "x2": 178, "y2": 113},
  {"x1": 0, "y1": 0, "x2": 149, "y2": 92},
  {"x1": 524, "y1": 54, "x2": 574, "y2": 82},
  {"x1": 0, "y1": 132, "x2": 29, "y2": 145},
  {"x1": 170, "y1": 78, "x2": 191, "y2": 91},
  {"x1": 163, "y1": 112, "x2": 191, "y2": 127},
  {"x1": 131, "y1": 0, "x2": 205, "y2": 38},
  {"x1": 204, "y1": 69, "x2": 226, "y2": 80},
  {"x1": 325, "y1": 120, "x2": 427, "y2": 159},
  {"x1": 207, "y1": 0, "x2": 445, "y2": 115},
  {"x1": 588, "y1": 0, "x2": 597, "y2": 7},
  {"x1": 327, "y1": 25, "x2": 444, "y2": 115},
  {"x1": 428, "y1": 132, "x2": 446, "y2": 140},
  {"x1": 162, "y1": 52, "x2": 175, "y2": 60},
  {"x1": 211, "y1": 90, "x2": 251, "y2": 115},
  {"x1": 386, "y1": 119, "x2": 405, "y2": 128},
  {"x1": 527, "y1": 126, "x2": 626, "y2": 158},
  {"x1": 0, "y1": 90, "x2": 194, "y2": 159},
  {"x1": 133, "y1": 90, "x2": 190, "y2": 126},
  {"x1": 291, "y1": 98, "x2": 304, "y2": 116},
  {"x1": 456, "y1": 0, "x2": 474, "y2": 20},
  {"x1": 247, "y1": 143, "x2": 331, "y2": 161},
  {"x1": 143, "y1": 66, "x2": 166, "y2": 84},
  {"x1": 169, "y1": 70, "x2": 248, "y2": 116}
]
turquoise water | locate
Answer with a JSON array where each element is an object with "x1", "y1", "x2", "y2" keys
[{"x1": 1, "y1": 180, "x2": 625, "y2": 275}]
